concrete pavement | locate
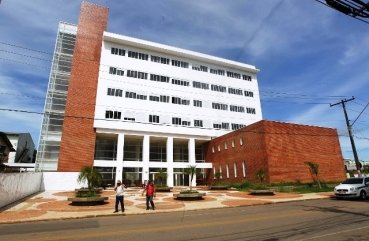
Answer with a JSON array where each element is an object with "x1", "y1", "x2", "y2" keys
[{"x1": 0, "y1": 187, "x2": 333, "y2": 224}]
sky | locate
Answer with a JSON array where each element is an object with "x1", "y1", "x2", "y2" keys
[{"x1": 0, "y1": 0, "x2": 369, "y2": 160}]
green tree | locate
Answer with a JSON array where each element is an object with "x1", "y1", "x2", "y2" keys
[
  {"x1": 155, "y1": 169, "x2": 167, "y2": 187},
  {"x1": 214, "y1": 171, "x2": 222, "y2": 185},
  {"x1": 77, "y1": 166, "x2": 103, "y2": 194},
  {"x1": 256, "y1": 168, "x2": 266, "y2": 183},
  {"x1": 304, "y1": 161, "x2": 322, "y2": 189}
]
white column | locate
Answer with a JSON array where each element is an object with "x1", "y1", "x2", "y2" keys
[
  {"x1": 188, "y1": 138, "x2": 196, "y2": 187},
  {"x1": 142, "y1": 135, "x2": 150, "y2": 183},
  {"x1": 167, "y1": 137, "x2": 174, "y2": 187},
  {"x1": 115, "y1": 133, "x2": 125, "y2": 184}
]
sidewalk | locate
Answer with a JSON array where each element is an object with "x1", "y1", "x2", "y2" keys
[{"x1": 0, "y1": 187, "x2": 333, "y2": 224}]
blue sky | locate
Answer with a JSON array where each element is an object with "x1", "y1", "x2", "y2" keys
[{"x1": 0, "y1": 0, "x2": 369, "y2": 160}]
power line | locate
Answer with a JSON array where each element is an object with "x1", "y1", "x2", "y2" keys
[{"x1": 0, "y1": 41, "x2": 52, "y2": 55}]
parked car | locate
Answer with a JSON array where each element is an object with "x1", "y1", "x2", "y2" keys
[{"x1": 334, "y1": 177, "x2": 369, "y2": 200}]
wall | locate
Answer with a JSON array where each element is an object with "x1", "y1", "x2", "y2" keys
[
  {"x1": 58, "y1": 2, "x2": 109, "y2": 171},
  {"x1": 0, "y1": 172, "x2": 42, "y2": 208},
  {"x1": 41, "y1": 172, "x2": 84, "y2": 191},
  {"x1": 206, "y1": 120, "x2": 346, "y2": 184}
]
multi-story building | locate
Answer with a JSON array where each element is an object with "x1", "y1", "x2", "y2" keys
[{"x1": 36, "y1": 2, "x2": 262, "y2": 187}]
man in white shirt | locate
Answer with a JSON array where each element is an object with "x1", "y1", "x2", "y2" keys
[{"x1": 114, "y1": 180, "x2": 126, "y2": 213}]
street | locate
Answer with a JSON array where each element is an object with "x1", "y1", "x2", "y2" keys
[{"x1": 1, "y1": 199, "x2": 369, "y2": 241}]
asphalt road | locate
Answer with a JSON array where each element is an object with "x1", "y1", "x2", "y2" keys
[{"x1": 1, "y1": 199, "x2": 369, "y2": 241}]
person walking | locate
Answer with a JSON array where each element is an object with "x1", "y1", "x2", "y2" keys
[
  {"x1": 114, "y1": 180, "x2": 126, "y2": 213},
  {"x1": 142, "y1": 180, "x2": 155, "y2": 210}
]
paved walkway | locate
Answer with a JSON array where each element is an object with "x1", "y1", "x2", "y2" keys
[{"x1": 0, "y1": 187, "x2": 333, "y2": 224}]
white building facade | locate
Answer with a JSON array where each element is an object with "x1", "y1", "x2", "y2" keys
[
  {"x1": 93, "y1": 33, "x2": 261, "y2": 187},
  {"x1": 36, "y1": 3, "x2": 262, "y2": 187}
]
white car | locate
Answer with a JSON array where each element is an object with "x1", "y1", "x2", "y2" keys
[{"x1": 334, "y1": 177, "x2": 369, "y2": 200}]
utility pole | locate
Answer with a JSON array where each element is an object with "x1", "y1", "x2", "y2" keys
[{"x1": 330, "y1": 97, "x2": 361, "y2": 172}]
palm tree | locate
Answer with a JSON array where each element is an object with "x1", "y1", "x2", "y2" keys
[
  {"x1": 155, "y1": 169, "x2": 167, "y2": 187},
  {"x1": 77, "y1": 166, "x2": 103, "y2": 195},
  {"x1": 305, "y1": 161, "x2": 322, "y2": 189},
  {"x1": 184, "y1": 165, "x2": 197, "y2": 191}
]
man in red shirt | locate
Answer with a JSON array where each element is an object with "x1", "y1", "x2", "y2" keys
[{"x1": 142, "y1": 180, "x2": 156, "y2": 210}]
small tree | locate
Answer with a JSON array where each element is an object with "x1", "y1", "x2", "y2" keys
[
  {"x1": 305, "y1": 161, "x2": 322, "y2": 189},
  {"x1": 184, "y1": 165, "x2": 197, "y2": 191},
  {"x1": 77, "y1": 166, "x2": 103, "y2": 195},
  {"x1": 214, "y1": 171, "x2": 222, "y2": 185},
  {"x1": 256, "y1": 168, "x2": 266, "y2": 183},
  {"x1": 155, "y1": 169, "x2": 167, "y2": 187}
]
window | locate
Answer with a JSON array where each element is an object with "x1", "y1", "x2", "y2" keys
[
  {"x1": 230, "y1": 105, "x2": 245, "y2": 113},
  {"x1": 228, "y1": 87, "x2": 243, "y2": 96},
  {"x1": 193, "y1": 100, "x2": 202, "y2": 107},
  {"x1": 231, "y1": 140, "x2": 235, "y2": 148},
  {"x1": 149, "y1": 115, "x2": 159, "y2": 123},
  {"x1": 128, "y1": 50, "x2": 148, "y2": 60},
  {"x1": 194, "y1": 120, "x2": 203, "y2": 127},
  {"x1": 231, "y1": 123, "x2": 246, "y2": 130},
  {"x1": 213, "y1": 123, "x2": 221, "y2": 129},
  {"x1": 213, "y1": 167, "x2": 216, "y2": 178},
  {"x1": 212, "y1": 146, "x2": 215, "y2": 153},
  {"x1": 217, "y1": 145, "x2": 220, "y2": 152},
  {"x1": 211, "y1": 84, "x2": 226, "y2": 92},
  {"x1": 125, "y1": 91, "x2": 147, "y2": 100},
  {"x1": 124, "y1": 117, "x2": 135, "y2": 121},
  {"x1": 193, "y1": 81, "x2": 209, "y2": 90},
  {"x1": 192, "y1": 65, "x2": 208, "y2": 72},
  {"x1": 107, "y1": 88, "x2": 123, "y2": 97},
  {"x1": 105, "y1": 110, "x2": 121, "y2": 119},
  {"x1": 127, "y1": 70, "x2": 147, "y2": 79},
  {"x1": 242, "y1": 74, "x2": 252, "y2": 81},
  {"x1": 160, "y1": 95, "x2": 170, "y2": 103},
  {"x1": 111, "y1": 47, "x2": 125, "y2": 56},
  {"x1": 172, "y1": 97, "x2": 190, "y2": 105},
  {"x1": 182, "y1": 120, "x2": 191, "y2": 126},
  {"x1": 227, "y1": 71, "x2": 241, "y2": 79},
  {"x1": 149, "y1": 95, "x2": 160, "y2": 102},
  {"x1": 226, "y1": 163, "x2": 230, "y2": 178},
  {"x1": 240, "y1": 137, "x2": 244, "y2": 146},
  {"x1": 222, "y1": 123, "x2": 229, "y2": 130},
  {"x1": 242, "y1": 160, "x2": 246, "y2": 177},
  {"x1": 172, "y1": 117, "x2": 182, "y2": 125},
  {"x1": 224, "y1": 142, "x2": 228, "y2": 150},
  {"x1": 109, "y1": 67, "x2": 124, "y2": 76},
  {"x1": 172, "y1": 78, "x2": 189, "y2": 86},
  {"x1": 219, "y1": 166, "x2": 223, "y2": 179},
  {"x1": 150, "y1": 74, "x2": 169, "y2": 83},
  {"x1": 234, "y1": 162, "x2": 238, "y2": 178},
  {"x1": 212, "y1": 103, "x2": 228, "y2": 111},
  {"x1": 244, "y1": 91, "x2": 254, "y2": 97},
  {"x1": 246, "y1": 107, "x2": 256, "y2": 114},
  {"x1": 171, "y1": 59, "x2": 189, "y2": 68},
  {"x1": 210, "y1": 68, "x2": 225, "y2": 76},
  {"x1": 151, "y1": 55, "x2": 169, "y2": 64}
]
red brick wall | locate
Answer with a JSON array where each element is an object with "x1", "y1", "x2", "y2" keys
[
  {"x1": 58, "y1": 2, "x2": 109, "y2": 171},
  {"x1": 205, "y1": 120, "x2": 346, "y2": 184}
]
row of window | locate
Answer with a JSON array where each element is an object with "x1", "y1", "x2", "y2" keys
[
  {"x1": 212, "y1": 136, "x2": 246, "y2": 153},
  {"x1": 110, "y1": 47, "x2": 253, "y2": 80},
  {"x1": 213, "y1": 161, "x2": 247, "y2": 179},
  {"x1": 109, "y1": 66, "x2": 254, "y2": 97},
  {"x1": 105, "y1": 110, "x2": 246, "y2": 130},
  {"x1": 106, "y1": 88, "x2": 256, "y2": 114}
]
